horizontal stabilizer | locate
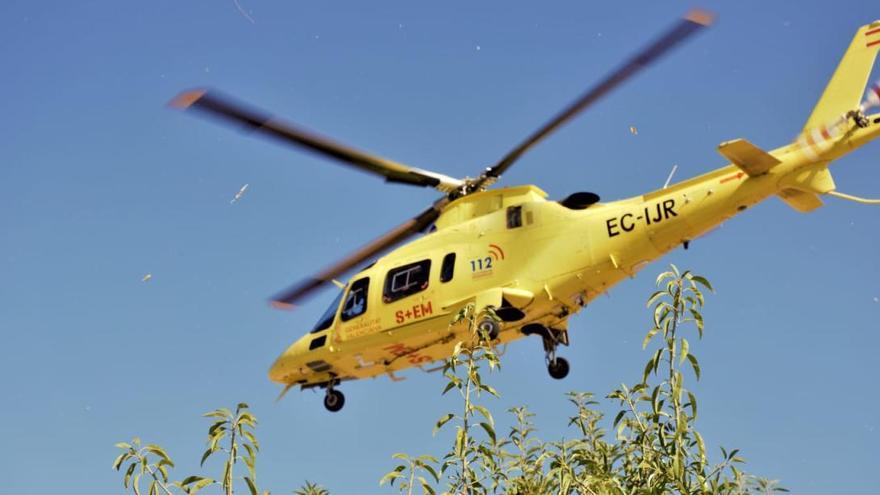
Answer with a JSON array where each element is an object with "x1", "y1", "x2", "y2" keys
[
  {"x1": 717, "y1": 139, "x2": 781, "y2": 176},
  {"x1": 778, "y1": 188, "x2": 824, "y2": 212}
]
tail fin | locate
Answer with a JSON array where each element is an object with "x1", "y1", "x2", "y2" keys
[{"x1": 803, "y1": 20, "x2": 880, "y2": 132}]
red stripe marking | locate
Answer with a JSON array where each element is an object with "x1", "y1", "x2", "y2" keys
[
  {"x1": 719, "y1": 172, "x2": 744, "y2": 184},
  {"x1": 820, "y1": 126, "x2": 831, "y2": 141},
  {"x1": 865, "y1": 27, "x2": 880, "y2": 37},
  {"x1": 868, "y1": 39, "x2": 880, "y2": 48}
]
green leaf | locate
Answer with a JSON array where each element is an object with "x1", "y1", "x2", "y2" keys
[
  {"x1": 200, "y1": 448, "x2": 213, "y2": 467},
  {"x1": 115, "y1": 442, "x2": 133, "y2": 450},
  {"x1": 149, "y1": 480, "x2": 157, "y2": 495},
  {"x1": 612, "y1": 409, "x2": 626, "y2": 427},
  {"x1": 112, "y1": 452, "x2": 129, "y2": 470},
  {"x1": 245, "y1": 476, "x2": 259, "y2": 495},
  {"x1": 680, "y1": 337, "x2": 690, "y2": 365},
  {"x1": 481, "y1": 384, "x2": 500, "y2": 398},
  {"x1": 144, "y1": 445, "x2": 171, "y2": 463},
  {"x1": 641, "y1": 358, "x2": 654, "y2": 384},
  {"x1": 651, "y1": 385, "x2": 662, "y2": 415},
  {"x1": 687, "y1": 391, "x2": 698, "y2": 420},
  {"x1": 243, "y1": 441, "x2": 257, "y2": 460},
  {"x1": 180, "y1": 475, "x2": 204, "y2": 486},
  {"x1": 642, "y1": 327, "x2": 660, "y2": 349},
  {"x1": 124, "y1": 462, "x2": 136, "y2": 488},
  {"x1": 690, "y1": 308, "x2": 704, "y2": 338},
  {"x1": 379, "y1": 470, "x2": 404, "y2": 486},
  {"x1": 653, "y1": 303, "x2": 670, "y2": 327},
  {"x1": 652, "y1": 348, "x2": 663, "y2": 374},
  {"x1": 454, "y1": 427, "x2": 466, "y2": 457},
  {"x1": 223, "y1": 458, "x2": 233, "y2": 488},
  {"x1": 418, "y1": 476, "x2": 436, "y2": 495},
  {"x1": 238, "y1": 412, "x2": 258, "y2": 427},
  {"x1": 208, "y1": 431, "x2": 226, "y2": 455},
  {"x1": 242, "y1": 430, "x2": 260, "y2": 451},
  {"x1": 433, "y1": 413, "x2": 454, "y2": 436},
  {"x1": 686, "y1": 353, "x2": 701, "y2": 380},
  {"x1": 479, "y1": 422, "x2": 497, "y2": 444},
  {"x1": 203, "y1": 408, "x2": 233, "y2": 419},
  {"x1": 694, "y1": 430, "x2": 707, "y2": 464},
  {"x1": 646, "y1": 290, "x2": 666, "y2": 308},
  {"x1": 656, "y1": 271, "x2": 674, "y2": 286},
  {"x1": 133, "y1": 474, "x2": 142, "y2": 495},
  {"x1": 208, "y1": 421, "x2": 226, "y2": 436},
  {"x1": 188, "y1": 478, "x2": 215, "y2": 495},
  {"x1": 422, "y1": 463, "x2": 440, "y2": 483},
  {"x1": 690, "y1": 275, "x2": 714, "y2": 292},
  {"x1": 672, "y1": 372, "x2": 682, "y2": 403},
  {"x1": 473, "y1": 404, "x2": 494, "y2": 426}
]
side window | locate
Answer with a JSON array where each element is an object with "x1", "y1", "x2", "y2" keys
[
  {"x1": 340, "y1": 277, "x2": 369, "y2": 321},
  {"x1": 440, "y1": 253, "x2": 456, "y2": 283},
  {"x1": 384, "y1": 260, "x2": 431, "y2": 302},
  {"x1": 507, "y1": 205, "x2": 523, "y2": 228}
]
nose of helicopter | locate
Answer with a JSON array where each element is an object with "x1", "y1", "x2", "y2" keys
[{"x1": 267, "y1": 337, "x2": 309, "y2": 384}]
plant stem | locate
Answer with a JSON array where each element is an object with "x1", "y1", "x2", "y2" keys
[
  {"x1": 406, "y1": 460, "x2": 415, "y2": 495},
  {"x1": 145, "y1": 465, "x2": 175, "y2": 495},
  {"x1": 226, "y1": 418, "x2": 237, "y2": 495},
  {"x1": 460, "y1": 348, "x2": 472, "y2": 494}
]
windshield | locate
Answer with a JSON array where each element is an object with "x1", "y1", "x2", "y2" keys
[{"x1": 311, "y1": 290, "x2": 344, "y2": 333}]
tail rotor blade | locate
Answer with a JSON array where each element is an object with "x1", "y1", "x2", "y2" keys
[{"x1": 863, "y1": 81, "x2": 880, "y2": 111}]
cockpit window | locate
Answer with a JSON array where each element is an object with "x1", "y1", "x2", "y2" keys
[
  {"x1": 384, "y1": 260, "x2": 431, "y2": 302},
  {"x1": 341, "y1": 277, "x2": 370, "y2": 321},
  {"x1": 311, "y1": 290, "x2": 344, "y2": 333}
]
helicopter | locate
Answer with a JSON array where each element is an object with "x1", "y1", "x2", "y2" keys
[{"x1": 172, "y1": 12, "x2": 880, "y2": 412}]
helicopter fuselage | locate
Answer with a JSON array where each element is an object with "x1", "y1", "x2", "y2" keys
[{"x1": 267, "y1": 118, "x2": 880, "y2": 388}]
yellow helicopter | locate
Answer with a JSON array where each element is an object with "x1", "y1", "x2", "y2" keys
[{"x1": 172, "y1": 12, "x2": 880, "y2": 411}]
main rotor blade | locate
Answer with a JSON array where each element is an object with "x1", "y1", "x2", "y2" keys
[
  {"x1": 473, "y1": 10, "x2": 714, "y2": 189},
  {"x1": 270, "y1": 197, "x2": 449, "y2": 309},
  {"x1": 170, "y1": 90, "x2": 464, "y2": 193}
]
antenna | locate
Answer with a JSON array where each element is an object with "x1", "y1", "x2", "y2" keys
[{"x1": 663, "y1": 164, "x2": 678, "y2": 189}]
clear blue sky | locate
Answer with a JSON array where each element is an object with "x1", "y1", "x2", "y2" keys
[{"x1": 2, "y1": 1, "x2": 878, "y2": 493}]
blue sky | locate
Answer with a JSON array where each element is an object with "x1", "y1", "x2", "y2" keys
[{"x1": 2, "y1": 1, "x2": 878, "y2": 493}]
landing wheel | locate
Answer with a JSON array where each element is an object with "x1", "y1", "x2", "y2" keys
[
  {"x1": 547, "y1": 357, "x2": 570, "y2": 380},
  {"x1": 323, "y1": 389, "x2": 345, "y2": 412},
  {"x1": 478, "y1": 318, "x2": 500, "y2": 341}
]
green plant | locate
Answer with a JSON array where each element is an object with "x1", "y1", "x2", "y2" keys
[
  {"x1": 502, "y1": 406, "x2": 552, "y2": 495},
  {"x1": 380, "y1": 453, "x2": 440, "y2": 495},
  {"x1": 113, "y1": 437, "x2": 176, "y2": 495},
  {"x1": 293, "y1": 481, "x2": 330, "y2": 495},
  {"x1": 181, "y1": 403, "x2": 267, "y2": 495},
  {"x1": 114, "y1": 403, "x2": 270, "y2": 495}
]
